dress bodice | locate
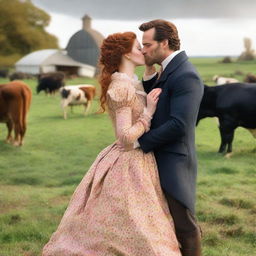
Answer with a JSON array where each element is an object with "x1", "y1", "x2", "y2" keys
[{"x1": 106, "y1": 72, "x2": 147, "y2": 138}]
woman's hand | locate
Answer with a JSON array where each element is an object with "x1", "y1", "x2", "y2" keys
[{"x1": 146, "y1": 88, "x2": 162, "y2": 117}]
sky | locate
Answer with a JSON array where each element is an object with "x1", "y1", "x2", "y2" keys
[{"x1": 31, "y1": 0, "x2": 256, "y2": 57}]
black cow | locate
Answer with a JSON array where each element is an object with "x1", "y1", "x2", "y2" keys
[
  {"x1": 37, "y1": 71, "x2": 65, "y2": 94},
  {"x1": 0, "y1": 69, "x2": 9, "y2": 78},
  {"x1": 9, "y1": 72, "x2": 33, "y2": 81},
  {"x1": 197, "y1": 83, "x2": 256, "y2": 154}
]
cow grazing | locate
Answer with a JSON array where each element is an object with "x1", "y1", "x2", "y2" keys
[
  {"x1": 9, "y1": 72, "x2": 33, "y2": 81},
  {"x1": 0, "y1": 81, "x2": 32, "y2": 146},
  {"x1": 213, "y1": 75, "x2": 239, "y2": 85},
  {"x1": 60, "y1": 85, "x2": 96, "y2": 119},
  {"x1": 0, "y1": 69, "x2": 9, "y2": 78},
  {"x1": 244, "y1": 73, "x2": 256, "y2": 83},
  {"x1": 37, "y1": 71, "x2": 65, "y2": 95},
  {"x1": 197, "y1": 83, "x2": 256, "y2": 155}
]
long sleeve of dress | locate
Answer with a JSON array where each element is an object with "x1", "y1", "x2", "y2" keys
[{"x1": 107, "y1": 81, "x2": 151, "y2": 148}]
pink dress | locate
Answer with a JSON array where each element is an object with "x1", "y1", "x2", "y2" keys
[{"x1": 42, "y1": 72, "x2": 181, "y2": 256}]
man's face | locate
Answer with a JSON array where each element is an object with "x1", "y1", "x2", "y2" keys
[{"x1": 142, "y1": 28, "x2": 164, "y2": 65}]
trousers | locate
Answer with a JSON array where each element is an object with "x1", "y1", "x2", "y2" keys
[{"x1": 164, "y1": 191, "x2": 202, "y2": 256}]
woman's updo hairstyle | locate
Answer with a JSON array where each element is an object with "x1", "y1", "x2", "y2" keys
[{"x1": 98, "y1": 32, "x2": 136, "y2": 112}]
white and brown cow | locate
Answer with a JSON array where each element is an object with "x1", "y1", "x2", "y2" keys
[
  {"x1": 60, "y1": 85, "x2": 96, "y2": 119},
  {"x1": 0, "y1": 81, "x2": 32, "y2": 146},
  {"x1": 213, "y1": 75, "x2": 239, "y2": 85}
]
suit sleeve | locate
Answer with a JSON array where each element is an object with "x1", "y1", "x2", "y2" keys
[
  {"x1": 142, "y1": 74, "x2": 158, "y2": 93},
  {"x1": 138, "y1": 74, "x2": 203, "y2": 153}
]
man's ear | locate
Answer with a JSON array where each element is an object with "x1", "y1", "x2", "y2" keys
[{"x1": 161, "y1": 39, "x2": 169, "y2": 49}]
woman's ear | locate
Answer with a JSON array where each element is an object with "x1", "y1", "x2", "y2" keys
[{"x1": 124, "y1": 53, "x2": 131, "y2": 60}]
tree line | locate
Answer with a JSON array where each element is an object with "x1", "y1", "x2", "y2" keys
[{"x1": 0, "y1": 0, "x2": 58, "y2": 67}]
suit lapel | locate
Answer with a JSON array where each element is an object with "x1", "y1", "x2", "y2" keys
[{"x1": 154, "y1": 51, "x2": 188, "y2": 88}]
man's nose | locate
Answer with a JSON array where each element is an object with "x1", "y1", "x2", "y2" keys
[{"x1": 142, "y1": 48, "x2": 146, "y2": 55}]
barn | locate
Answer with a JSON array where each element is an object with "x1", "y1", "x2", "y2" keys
[
  {"x1": 66, "y1": 15, "x2": 104, "y2": 68},
  {"x1": 15, "y1": 49, "x2": 96, "y2": 78}
]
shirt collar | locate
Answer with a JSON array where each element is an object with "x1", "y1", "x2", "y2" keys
[{"x1": 161, "y1": 50, "x2": 184, "y2": 71}]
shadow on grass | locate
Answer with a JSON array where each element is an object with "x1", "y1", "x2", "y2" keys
[
  {"x1": 197, "y1": 150, "x2": 221, "y2": 159},
  {"x1": 211, "y1": 167, "x2": 238, "y2": 175},
  {"x1": 220, "y1": 228, "x2": 255, "y2": 245},
  {"x1": 197, "y1": 210, "x2": 240, "y2": 225},
  {"x1": 219, "y1": 198, "x2": 254, "y2": 209},
  {"x1": 203, "y1": 231, "x2": 223, "y2": 247},
  {"x1": 1, "y1": 226, "x2": 43, "y2": 243},
  {"x1": 34, "y1": 112, "x2": 99, "y2": 122},
  {"x1": 59, "y1": 176, "x2": 83, "y2": 186},
  {"x1": 220, "y1": 226, "x2": 245, "y2": 238},
  {"x1": 198, "y1": 147, "x2": 256, "y2": 160},
  {"x1": 9, "y1": 176, "x2": 42, "y2": 186},
  {"x1": 0, "y1": 141, "x2": 23, "y2": 151},
  {"x1": 7, "y1": 214, "x2": 22, "y2": 225}
]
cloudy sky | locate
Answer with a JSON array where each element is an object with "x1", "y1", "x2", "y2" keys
[{"x1": 31, "y1": 0, "x2": 256, "y2": 56}]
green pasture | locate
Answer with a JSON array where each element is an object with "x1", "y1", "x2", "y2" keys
[{"x1": 0, "y1": 58, "x2": 255, "y2": 256}]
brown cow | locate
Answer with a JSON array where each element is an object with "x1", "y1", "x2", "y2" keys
[
  {"x1": 244, "y1": 73, "x2": 256, "y2": 83},
  {"x1": 0, "y1": 81, "x2": 32, "y2": 146}
]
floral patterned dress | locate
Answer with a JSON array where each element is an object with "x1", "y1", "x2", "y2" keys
[{"x1": 42, "y1": 72, "x2": 181, "y2": 256}]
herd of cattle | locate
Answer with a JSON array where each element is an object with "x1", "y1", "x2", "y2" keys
[
  {"x1": 1, "y1": 70, "x2": 256, "y2": 156},
  {"x1": 0, "y1": 71, "x2": 96, "y2": 146}
]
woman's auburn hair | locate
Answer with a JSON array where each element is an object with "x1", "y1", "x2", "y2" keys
[{"x1": 98, "y1": 32, "x2": 136, "y2": 112}]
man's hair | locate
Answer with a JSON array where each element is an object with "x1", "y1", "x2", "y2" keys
[{"x1": 139, "y1": 19, "x2": 180, "y2": 51}]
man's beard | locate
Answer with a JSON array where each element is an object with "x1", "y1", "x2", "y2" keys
[
  {"x1": 144, "y1": 46, "x2": 162, "y2": 65},
  {"x1": 144, "y1": 56, "x2": 157, "y2": 66}
]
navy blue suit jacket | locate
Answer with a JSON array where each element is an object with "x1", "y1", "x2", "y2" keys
[{"x1": 138, "y1": 51, "x2": 203, "y2": 214}]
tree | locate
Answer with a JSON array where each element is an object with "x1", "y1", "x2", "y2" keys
[
  {"x1": 0, "y1": 0, "x2": 59, "y2": 57},
  {"x1": 238, "y1": 37, "x2": 255, "y2": 61}
]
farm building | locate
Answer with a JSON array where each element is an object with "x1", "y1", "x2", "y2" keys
[
  {"x1": 15, "y1": 49, "x2": 95, "y2": 77},
  {"x1": 66, "y1": 15, "x2": 104, "y2": 67}
]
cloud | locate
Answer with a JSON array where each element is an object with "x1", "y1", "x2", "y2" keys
[
  {"x1": 32, "y1": 0, "x2": 256, "y2": 20},
  {"x1": 30, "y1": 0, "x2": 256, "y2": 56}
]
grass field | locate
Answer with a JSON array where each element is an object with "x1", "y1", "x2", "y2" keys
[{"x1": 0, "y1": 58, "x2": 255, "y2": 256}]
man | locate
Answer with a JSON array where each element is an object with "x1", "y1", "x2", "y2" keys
[{"x1": 138, "y1": 20, "x2": 204, "y2": 256}]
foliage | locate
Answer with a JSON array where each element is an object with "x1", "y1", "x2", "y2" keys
[
  {"x1": 0, "y1": 54, "x2": 22, "y2": 68},
  {"x1": 221, "y1": 56, "x2": 232, "y2": 63},
  {"x1": 238, "y1": 37, "x2": 255, "y2": 61},
  {"x1": 0, "y1": 0, "x2": 58, "y2": 59}
]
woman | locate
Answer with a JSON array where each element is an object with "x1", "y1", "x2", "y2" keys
[{"x1": 42, "y1": 32, "x2": 181, "y2": 256}]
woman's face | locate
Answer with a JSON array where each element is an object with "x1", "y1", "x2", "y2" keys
[{"x1": 128, "y1": 39, "x2": 145, "y2": 66}]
